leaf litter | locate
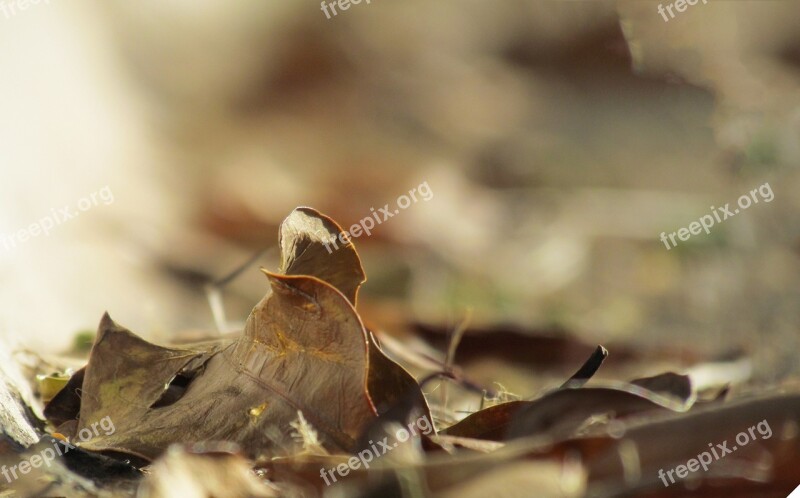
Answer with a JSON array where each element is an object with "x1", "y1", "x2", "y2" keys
[{"x1": 0, "y1": 207, "x2": 796, "y2": 497}]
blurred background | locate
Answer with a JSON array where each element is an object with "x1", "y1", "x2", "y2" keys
[{"x1": 1, "y1": 1, "x2": 799, "y2": 387}]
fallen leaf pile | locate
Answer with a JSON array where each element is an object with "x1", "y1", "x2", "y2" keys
[{"x1": 0, "y1": 207, "x2": 798, "y2": 497}]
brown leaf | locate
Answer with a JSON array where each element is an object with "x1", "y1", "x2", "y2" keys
[
  {"x1": 69, "y1": 271, "x2": 378, "y2": 460},
  {"x1": 506, "y1": 383, "x2": 692, "y2": 440},
  {"x1": 42, "y1": 208, "x2": 388, "y2": 461},
  {"x1": 443, "y1": 346, "x2": 610, "y2": 441},
  {"x1": 442, "y1": 401, "x2": 528, "y2": 440},
  {"x1": 367, "y1": 332, "x2": 429, "y2": 418},
  {"x1": 278, "y1": 208, "x2": 429, "y2": 433},
  {"x1": 443, "y1": 383, "x2": 690, "y2": 443},
  {"x1": 279, "y1": 207, "x2": 366, "y2": 305},
  {"x1": 43, "y1": 366, "x2": 85, "y2": 429}
]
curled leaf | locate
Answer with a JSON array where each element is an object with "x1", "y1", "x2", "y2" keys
[{"x1": 279, "y1": 207, "x2": 366, "y2": 305}]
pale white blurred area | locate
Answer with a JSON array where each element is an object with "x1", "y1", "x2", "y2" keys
[{"x1": 0, "y1": 0, "x2": 197, "y2": 350}]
